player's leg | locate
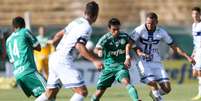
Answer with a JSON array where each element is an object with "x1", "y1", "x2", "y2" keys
[
  {"x1": 138, "y1": 61, "x2": 162, "y2": 101},
  {"x1": 192, "y1": 53, "x2": 201, "y2": 100},
  {"x1": 36, "y1": 53, "x2": 61, "y2": 101},
  {"x1": 57, "y1": 65, "x2": 87, "y2": 101},
  {"x1": 153, "y1": 64, "x2": 171, "y2": 95},
  {"x1": 43, "y1": 58, "x2": 49, "y2": 79},
  {"x1": 91, "y1": 88, "x2": 107, "y2": 101},
  {"x1": 70, "y1": 85, "x2": 88, "y2": 101},
  {"x1": 91, "y1": 70, "x2": 115, "y2": 101},
  {"x1": 192, "y1": 68, "x2": 201, "y2": 100},
  {"x1": 116, "y1": 69, "x2": 140, "y2": 101},
  {"x1": 158, "y1": 82, "x2": 171, "y2": 95}
]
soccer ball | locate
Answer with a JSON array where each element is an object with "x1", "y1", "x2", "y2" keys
[{"x1": 86, "y1": 40, "x2": 94, "y2": 51}]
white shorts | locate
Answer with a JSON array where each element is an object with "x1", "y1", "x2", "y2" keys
[
  {"x1": 193, "y1": 50, "x2": 201, "y2": 70},
  {"x1": 137, "y1": 60, "x2": 169, "y2": 84},
  {"x1": 47, "y1": 53, "x2": 85, "y2": 89}
]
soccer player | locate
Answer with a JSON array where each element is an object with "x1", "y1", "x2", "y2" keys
[
  {"x1": 91, "y1": 18, "x2": 140, "y2": 101},
  {"x1": 130, "y1": 12, "x2": 195, "y2": 101},
  {"x1": 191, "y1": 7, "x2": 201, "y2": 101},
  {"x1": 34, "y1": 26, "x2": 54, "y2": 79},
  {"x1": 6, "y1": 16, "x2": 46, "y2": 99},
  {"x1": 36, "y1": 1, "x2": 102, "y2": 101}
]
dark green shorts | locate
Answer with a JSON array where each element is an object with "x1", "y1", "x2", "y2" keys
[
  {"x1": 96, "y1": 68, "x2": 130, "y2": 90},
  {"x1": 17, "y1": 71, "x2": 46, "y2": 97}
]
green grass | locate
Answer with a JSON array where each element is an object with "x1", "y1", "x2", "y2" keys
[{"x1": 0, "y1": 83, "x2": 199, "y2": 101}]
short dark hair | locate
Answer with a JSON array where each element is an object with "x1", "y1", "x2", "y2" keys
[
  {"x1": 146, "y1": 12, "x2": 158, "y2": 20},
  {"x1": 85, "y1": 1, "x2": 99, "y2": 17},
  {"x1": 192, "y1": 7, "x2": 201, "y2": 13},
  {"x1": 12, "y1": 16, "x2": 25, "y2": 28},
  {"x1": 108, "y1": 18, "x2": 121, "y2": 28}
]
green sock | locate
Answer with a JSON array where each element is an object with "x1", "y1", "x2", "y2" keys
[
  {"x1": 126, "y1": 84, "x2": 139, "y2": 101},
  {"x1": 91, "y1": 95, "x2": 99, "y2": 101}
]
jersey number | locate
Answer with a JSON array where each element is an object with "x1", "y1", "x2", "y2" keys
[{"x1": 9, "y1": 39, "x2": 20, "y2": 61}]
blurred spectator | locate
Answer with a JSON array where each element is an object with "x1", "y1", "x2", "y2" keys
[
  {"x1": 34, "y1": 26, "x2": 54, "y2": 79},
  {"x1": 0, "y1": 30, "x2": 6, "y2": 71}
]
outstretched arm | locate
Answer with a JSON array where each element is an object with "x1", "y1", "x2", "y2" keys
[{"x1": 170, "y1": 44, "x2": 195, "y2": 64}]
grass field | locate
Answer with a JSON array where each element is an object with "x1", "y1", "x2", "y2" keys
[{"x1": 0, "y1": 82, "x2": 198, "y2": 101}]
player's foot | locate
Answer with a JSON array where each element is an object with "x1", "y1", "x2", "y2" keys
[{"x1": 191, "y1": 94, "x2": 201, "y2": 100}]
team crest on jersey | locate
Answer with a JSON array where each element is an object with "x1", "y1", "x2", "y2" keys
[{"x1": 120, "y1": 39, "x2": 126, "y2": 45}]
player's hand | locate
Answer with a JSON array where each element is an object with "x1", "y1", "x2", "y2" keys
[
  {"x1": 124, "y1": 55, "x2": 131, "y2": 69},
  {"x1": 187, "y1": 56, "x2": 196, "y2": 65},
  {"x1": 137, "y1": 50, "x2": 149, "y2": 58},
  {"x1": 93, "y1": 60, "x2": 103, "y2": 71}
]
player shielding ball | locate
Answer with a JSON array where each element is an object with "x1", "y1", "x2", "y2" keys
[{"x1": 91, "y1": 18, "x2": 141, "y2": 101}]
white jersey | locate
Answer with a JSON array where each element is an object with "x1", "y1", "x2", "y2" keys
[
  {"x1": 55, "y1": 17, "x2": 92, "y2": 65},
  {"x1": 192, "y1": 22, "x2": 201, "y2": 50},
  {"x1": 130, "y1": 24, "x2": 173, "y2": 62}
]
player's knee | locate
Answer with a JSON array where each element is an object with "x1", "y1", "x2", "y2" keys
[
  {"x1": 160, "y1": 85, "x2": 171, "y2": 94},
  {"x1": 163, "y1": 87, "x2": 171, "y2": 94}
]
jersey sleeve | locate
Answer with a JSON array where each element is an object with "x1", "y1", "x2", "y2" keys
[
  {"x1": 75, "y1": 25, "x2": 92, "y2": 45},
  {"x1": 25, "y1": 29, "x2": 39, "y2": 48},
  {"x1": 161, "y1": 29, "x2": 174, "y2": 45}
]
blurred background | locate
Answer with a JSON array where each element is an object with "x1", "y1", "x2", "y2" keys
[{"x1": 0, "y1": 0, "x2": 201, "y2": 101}]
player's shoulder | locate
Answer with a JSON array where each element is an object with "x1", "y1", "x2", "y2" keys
[
  {"x1": 156, "y1": 26, "x2": 168, "y2": 35},
  {"x1": 134, "y1": 24, "x2": 146, "y2": 33},
  {"x1": 119, "y1": 32, "x2": 129, "y2": 37}
]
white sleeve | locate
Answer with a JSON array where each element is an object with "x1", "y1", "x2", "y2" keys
[
  {"x1": 75, "y1": 25, "x2": 92, "y2": 45},
  {"x1": 161, "y1": 29, "x2": 173, "y2": 45}
]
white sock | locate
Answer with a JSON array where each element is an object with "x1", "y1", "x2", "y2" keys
[
  {"x1": 198, "y1": 77, "x2": 201, "y2": 96},
  {"x1": 159, "y1": 89, "x2": 166, "y2": 95},
  {"x1": 70, "y1": 93, "x2": 84, "y2": 101},
  {"x1": 152, "y1": 90, "x2": 163, "y2": 101},
  {"x1": 35, "y1": 93, "x2": 48, "y2": 101}
]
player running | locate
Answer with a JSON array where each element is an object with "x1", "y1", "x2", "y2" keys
[
  {"x1": 91, "y1": 18, "x2": 141, "y2": 101},
  {"x1": 130, "y1": 12, "x2": 195, "y2": 101}
]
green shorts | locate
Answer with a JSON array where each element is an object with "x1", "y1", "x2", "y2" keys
[
  {"x1": 16, "y1": 71, "x2": 46, "y2": 97},
  {"x1": 96, "y1": 68, "x2": 130, "y2": 90}
]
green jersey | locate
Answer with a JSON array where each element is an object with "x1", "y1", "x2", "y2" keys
[
  {"x1": 96, "y1": 32, "x2": 130, "y2": 70},
  {"x1": 6, "y1": 28, "x2": 39, "y2": 79}
]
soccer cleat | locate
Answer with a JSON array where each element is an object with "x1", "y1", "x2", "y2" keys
[{"x1": 191, "y1": 94, "x2": 201, "y2": 100}]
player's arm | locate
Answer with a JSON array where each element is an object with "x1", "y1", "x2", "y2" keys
[
  {"x1": 94, "y1": 47, "x2": 103, "y2": 57},
  {"x1": 170, "y1": 43, "x2": 195, "y2": 64},
  {"x1": 124, "y1": 40, "x2": 133, "y2": 68},
  {"x1": 34, "y1": 44, "x2": 41, "y2": 51},
  {"x1": 75, "y1": 42, "x2": 103, "y2": 71},
  {"x1": 25, "y1": 30, "x2": 41, "y2": 51},
  {"x1": 48, "y1": 30, "x2": 64, "y2": 45}
]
